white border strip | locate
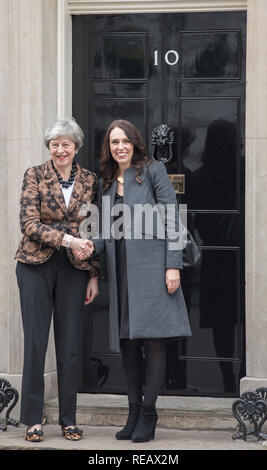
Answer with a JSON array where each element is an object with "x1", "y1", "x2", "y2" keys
[
  {"x1": 68, "y1": 0, "x2": 247, "y2": 15},
  {"x1": 57, "y1": 0, "x2": 64, "y2": 118},
  {"x1": 57, "y1": 0, "x2": 72, "y2": 118}
]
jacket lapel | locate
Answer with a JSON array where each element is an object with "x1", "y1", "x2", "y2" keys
[
  {"x1": 66, "y1": 162, "x2": 86, "y2": 215},
  {"x1": 101, "y1": 179, "x2": 117, "y2": 242},
  {"x1": 44, "y1": 160, "x2": 87, "y2": 216},
  {"x1": 105, "y1": 179, "x2": 117, "y2": 208},
  {"x1": 44, "y1": 160, "x2": 67, "y2": 214}
]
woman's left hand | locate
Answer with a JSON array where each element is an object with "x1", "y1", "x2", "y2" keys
[
  {"x1": 165, "y1": 268, "x2": 180, "y2": 294},
  {"x1": 84, "y1": 277, "x2": 99, "y2": 305}
]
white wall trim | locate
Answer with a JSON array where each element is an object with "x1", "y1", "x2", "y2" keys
[
  {"x1": 57, "y1": 0, "x2": 72, "y2": 118},
  {"x1": 57, "y1": 0, "x2": 64, "y2": 118},
  {"x1": 68, "y1": 0, "x2": 247, "y2": 15}
]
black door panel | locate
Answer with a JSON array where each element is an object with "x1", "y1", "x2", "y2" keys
[{"x1": 73, "y1": 11, "x2": 246, "y2": 397}]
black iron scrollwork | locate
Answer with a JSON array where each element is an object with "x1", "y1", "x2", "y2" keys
[
  {"x1": 232, "y1": 388, "x2": 267, "y2": 441},
  {"x1": 152, "y1": 124, "x2": 174, "y2": 164},
  {"x1": 0, "y1": 378, "x2": 19, "y2": 431}
]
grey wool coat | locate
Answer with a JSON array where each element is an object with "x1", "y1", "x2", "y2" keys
[{"x1": 93, "y1": 160, "x2": 192, "y2": 353}]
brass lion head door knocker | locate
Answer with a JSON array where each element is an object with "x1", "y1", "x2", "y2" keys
[
  {"x1": 151, "y1": 124, "x2": 185, "y2": 194},
  {"x1": 151, "y1": 124, "x2": 174, "y2": 164}
]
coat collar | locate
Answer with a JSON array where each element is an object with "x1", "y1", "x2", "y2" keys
[
  {"x1": 101, "y1": 165, "x2": 144, "y2": 207},
  {"x1": 43, "y1": 159, "x2": 87, "y2": 215},
  {"x1": 104, "y1": 178, "x2": 117, "y2": 207}
]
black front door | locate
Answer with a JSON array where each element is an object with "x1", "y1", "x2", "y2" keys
[{"x1": 73, "y1": 11, "x2": 246, "y2": 397}]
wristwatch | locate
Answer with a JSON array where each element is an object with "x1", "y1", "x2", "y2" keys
[{"x1": 62, "y1": 234, "x2": 73, "y2": 247}]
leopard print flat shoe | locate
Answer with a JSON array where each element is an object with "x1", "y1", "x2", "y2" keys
[
  {"x1": 62, "y1": 426, "x2": 83, "y2": 441},
  {"x1": 25, "y1": 428, "x2": 44, "y2": 442}
]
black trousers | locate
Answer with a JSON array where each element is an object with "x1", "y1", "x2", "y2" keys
[{"x1": 16, "y1": 248, "x2": 88, "y2": 427}]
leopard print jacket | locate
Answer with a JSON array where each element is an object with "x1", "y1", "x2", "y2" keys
[{"x1": 15, "y1": 159, "x2": 101, "y2": 278}]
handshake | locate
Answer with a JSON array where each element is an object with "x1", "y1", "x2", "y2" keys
[{"x1": 71, "y1": 237, "x2": 95, "y2": 260}]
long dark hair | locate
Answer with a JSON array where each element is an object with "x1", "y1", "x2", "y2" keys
[{"x1": 99, "y1": 119, "x2": 151, "y2": 191}]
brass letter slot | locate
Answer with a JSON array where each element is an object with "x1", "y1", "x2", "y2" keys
[{"x1": 168, "y1": 174, "x2": 185, "y2": 194}]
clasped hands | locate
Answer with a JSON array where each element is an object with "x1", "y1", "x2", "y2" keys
[{"x1": 71, "y1": 237, "x2": 95, "y2": 260}]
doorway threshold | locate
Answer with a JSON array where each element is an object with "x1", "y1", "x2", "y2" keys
[{"x1": 44, "y1": 393, "x2": 236, "y2": 431}]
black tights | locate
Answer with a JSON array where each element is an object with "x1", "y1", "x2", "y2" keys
[{"x1": 120, "y1": 338, "x2": 166, "y2": 407}]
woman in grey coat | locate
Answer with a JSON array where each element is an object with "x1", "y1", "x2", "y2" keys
[{"x1": 79, "y1": 120, "x2": 191, "y2": 442}]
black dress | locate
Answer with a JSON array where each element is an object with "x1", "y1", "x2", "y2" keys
[{"x1": 114, "y1": 193, "x2": 130, "y2": 339}]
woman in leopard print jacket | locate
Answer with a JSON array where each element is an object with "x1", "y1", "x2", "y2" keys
[{"x1": 15, "y1": 118, "x2": 99, "y2": 442}]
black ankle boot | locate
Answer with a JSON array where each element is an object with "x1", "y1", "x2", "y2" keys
[
  {"x1": 131, "y1": 405, "x2": 158, "y2": 443},
  {"x1": 115, "y1": 402, "x2": 142, "y2": 440}
]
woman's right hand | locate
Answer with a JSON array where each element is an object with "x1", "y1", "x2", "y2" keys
[
  {"x1": 70, "y1": 237, "x2": 88, "y2": 252},
  {"x1": 71, "y1": 238, "x2": 95, "y2": 259}
]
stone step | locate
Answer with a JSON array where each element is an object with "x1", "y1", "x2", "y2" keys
[{"x1": 44, "y1": 393, "x2": 237, "y2": 432}]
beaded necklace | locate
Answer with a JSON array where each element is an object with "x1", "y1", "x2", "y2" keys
[{"x1": 52, "y1": 160, "x2": 77, "y2": 189}]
